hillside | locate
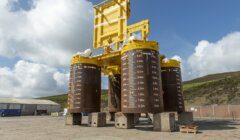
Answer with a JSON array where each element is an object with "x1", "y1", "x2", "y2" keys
[
  {"x1": 39, "y1": 71, "x2": 240, "y2": 108},
  {"x1": 39, "y1": 90, "x2": 108, "y2": 110},
  {"x1": 184, "y1": 71, "x2": 240, "y2": 85},
  {"x1": 183, "y1": 71, "x2": 240, "y2": 106}
]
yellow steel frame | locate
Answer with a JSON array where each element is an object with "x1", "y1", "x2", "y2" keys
[
  {"x1": 72, "y1": 0, "x2": 157, "y2": 76},
  {"x1": 93, "y1": 0, "x2": 130, "y2": 49},
  {"x1": 94, "y1": 50, "x2": 121, "y2": 75},
  {"x1": 127, "y1": 19, "x2": 150, "y2": 41}
]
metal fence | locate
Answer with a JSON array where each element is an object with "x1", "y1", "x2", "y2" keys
[{"x1": 186, "y1": 105, "x2": 240, "y2": 120}]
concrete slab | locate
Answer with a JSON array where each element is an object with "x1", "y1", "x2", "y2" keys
[
  {"x1": 109, "y1": 112, "x2": 115, "y2": 121},
  {"x1": 65, "y1": 113, "x2": 82, "y2": 125},
  {"x1": 88, "y1": 112, "x2": 106, "y2": 127},
  {"x1": 115, "y1": 112, "x2": 134, "y2": 129},
  {"x1": 153, "y1": 112, "x2": 176, "y2": 132},
  {"x1": 134, "y1": 114, "x2": 140, "y2": 124}
]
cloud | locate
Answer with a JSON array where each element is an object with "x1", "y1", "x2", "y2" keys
[
  {"x1": 0, "y1": 60, "x2": 69, "y2": 98},
  {"x1": 0, "y1": 0, "x2": 94, "y2": 67},
  {"x1": 171, "y1": 55, "x2": 182, "y2": 62},
  {"x1": 0, "y1": 0, "x2": 100, "y2": 98},
  {"x1": 0, "y1": 59, "x2": 110, "y2": 98},
  {"x1": 186, "y1": 32, "x2": 240, "y2": 79}
]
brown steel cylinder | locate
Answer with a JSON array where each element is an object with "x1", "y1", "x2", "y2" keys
[
  {"x1": 68, "y1": 63, "x2": 101, "y2": 113},
  {"x1": 108, "y1": 75, "x2": 121, "y2": 113},
  {"x1": 161, "y1": 66, "x2": 185, "y2": 113},
  {"x1": 121, "y1": 48, "x2": 163, "y2": 114}
]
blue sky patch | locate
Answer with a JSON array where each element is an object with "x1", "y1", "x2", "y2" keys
[{"x1": 8, "y1": 0, "x2": 33, "y2": 12}]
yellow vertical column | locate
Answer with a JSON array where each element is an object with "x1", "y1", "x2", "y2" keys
[{"x1": 116, "y1": 0, "x2": 122, "y2": 50}]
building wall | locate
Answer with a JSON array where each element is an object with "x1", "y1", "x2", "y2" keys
[
  {"x1": 1, "y1": 103, "x2": 61, "y2": 116},
  {"x1": 21, "y1": 104, "x2": 37, "y2": 116},
  {"x1": 36, "y1": 104, "x2": 61, "y2": 114},
  {"x1": 9, "y1": 104, "x2": 21, "y2": 109},
  {"x1": 46, "y1": 105, "x2": 61, "y2": 114}
]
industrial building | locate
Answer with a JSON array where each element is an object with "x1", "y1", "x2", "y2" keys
[{"x1": 0, "y1": 98, "x2": 61, "y2": 117}]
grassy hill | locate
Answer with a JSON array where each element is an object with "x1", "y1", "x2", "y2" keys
[
  {"x1": 183, "y1": 71, "x2": 240, "y2": 106},
  {"x1": 39, "y1": 90, "x2": 108, "y2": 109},
  {"x1": 39, "y1": 71, "x2": 240, "y2": 108}
]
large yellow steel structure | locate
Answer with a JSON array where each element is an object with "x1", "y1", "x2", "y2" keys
[
  {"x1": 93, "y1": 0, "x2": 130, "y2": 50},
  {"x1": 71, "y1": 0, "x2": 153, "y2": 76}
]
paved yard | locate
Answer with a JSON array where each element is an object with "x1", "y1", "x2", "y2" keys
[{"x1": 0, "y1": 116, "x2": 239, "y2": 140}]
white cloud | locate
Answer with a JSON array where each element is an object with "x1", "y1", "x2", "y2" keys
[
  {"x1": 187, "y1": 32, "x2": 240, "y2": 79},
  {"x1": 53, "y1": 72, "x2": 69, "y2": 87},
  {"x1": 0, "y1": 60, "x2": 69, "y2": 98},
  {"x1": 0, "y1": 0, "x2": 98, "y2": 98},
  {"x1": 0, "y1": 0, "x2": 94, "y2": 67},
  {"x1": 171, "y1": 55, "x2": 182, "y2": 62}
]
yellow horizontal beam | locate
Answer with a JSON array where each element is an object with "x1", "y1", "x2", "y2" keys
[
  {"x1": 121, "y1": 40, "x2": 159, "y2": 54},
  {"x1": 127, "y1": 19, "x2": 150, "y2": 41},
  {"x1": 161, "y1": 59, "x2": 181, "y2": 68}
]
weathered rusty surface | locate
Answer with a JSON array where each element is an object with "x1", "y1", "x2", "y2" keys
[
  {"x1": 161, "y1": 67, "x2": 185, "y2": 113},
  {"x1": 108, "y1": 75, "x2": 121, "y2": 113},
  {"x1": 68, "y1": 63, "x2": 101, "y2": 113},
  {"x1": 121, "y1": 49, "x2": 163, "y2": 114}
]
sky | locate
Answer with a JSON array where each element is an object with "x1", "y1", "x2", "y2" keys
[{"x1": 0, "y1": 0, "x2": 240, "y2": 98}]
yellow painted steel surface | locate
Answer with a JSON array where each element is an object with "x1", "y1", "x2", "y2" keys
[
  {"x1": 95, "y1": 51, "x2": 121, "y2": 75},
  {"x1": 71, "y1": 51, "x2": 122, "y2": 75},
  {"x1": 71, "y1": 55, "x2": 99, "y2": 66},
  {"x1": 127, "y1": 19, "x2": 149, "y2": 41},
  {"x1": 161, "y1": 59, "x2": 181, "y2": 68},
  {"x1": 68, "y1": 0, "x2": 172, "y2": 116},
  {"x1": 102, "y1": 66, "x2": 121, "y2": 76},
  {"x1": 95, "y1": 51, "x2": 121, "y2": 65},
  {"x1": 93, "y1": 0, "x2": 130, "y2": 49},
  {"x1": 121, "y1": 40, "x2": 159, "y2": 54},
  {"x1": 71, "y1": 0, "x2": 159, "y2": 76}
]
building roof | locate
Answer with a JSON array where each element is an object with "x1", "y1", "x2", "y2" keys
[{"x1": 0, "y1": 98, "x2": 59, "y2": 105}]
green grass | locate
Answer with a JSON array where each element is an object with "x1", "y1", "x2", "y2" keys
[
  {"x1": 101, "y1": 90, "x2": 108, "y2": 111},
  {"x1": 183, "y1": 72, "x2": 240, "y2": 105},
  {"x1": 39, "y1": 94, "x2": 68, "y2": 109},
  {"x1": 38, "y1": 90, "x2": 108, "y2": 110},
  {"x1": 183, "y1": 71, "x2": 240, "y2": 84},
  {"x1": 183, "y1": 81, "x2": 212, "y2": 91}
]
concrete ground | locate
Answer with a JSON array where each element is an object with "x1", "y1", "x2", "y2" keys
[{"x1": 0, "y1": 116, "x2": 240, "y2": 140}]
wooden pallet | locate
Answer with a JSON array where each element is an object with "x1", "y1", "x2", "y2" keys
[{"x1": 179, "y1": 125, "x2": 198, "y2": 134}]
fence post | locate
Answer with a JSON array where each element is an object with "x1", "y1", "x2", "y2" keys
[
  {"x1": 200, "y1": 106, "x2": 202, "y2": 119},
  {"x1": 227, "y1": 105, "x2": 231, "y2": 120},
  {"x1": 212, "y1": 105, "x2": 215, "y2": 120}
]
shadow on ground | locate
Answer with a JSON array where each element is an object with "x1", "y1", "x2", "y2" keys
[
  {"x1": 134, "y1": 119, "x2": 240, "y2": 132},
  {"x1": 192, "y1": 120, "x2": 239, "y2": 131}
]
